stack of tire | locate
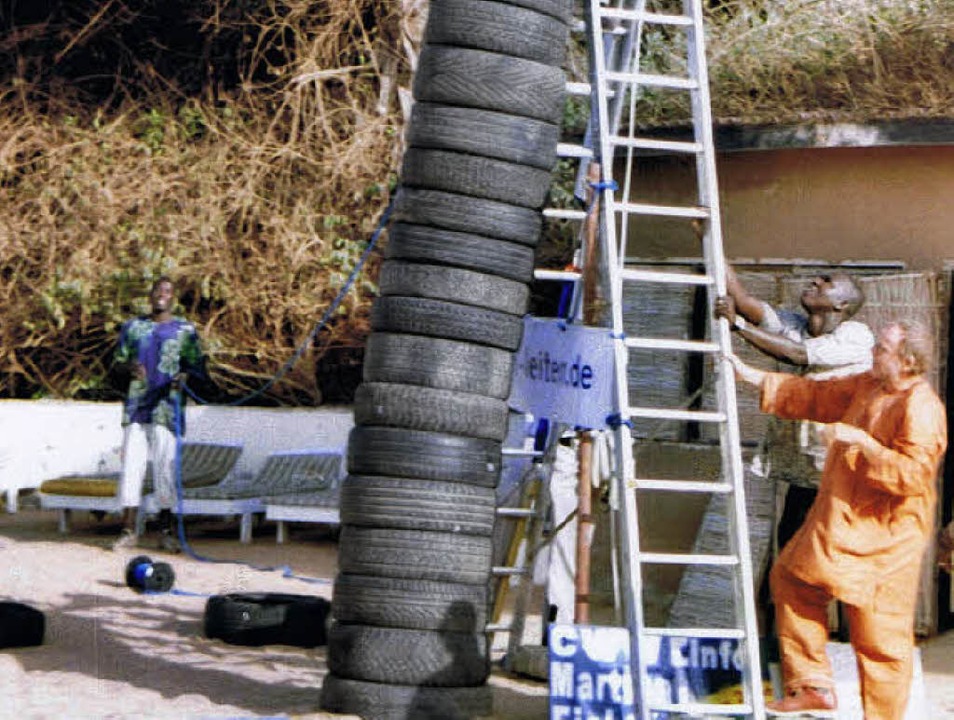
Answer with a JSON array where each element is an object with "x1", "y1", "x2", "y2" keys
[{"x1": 320, "y1": 0, "x2": 569, "y2": 717}]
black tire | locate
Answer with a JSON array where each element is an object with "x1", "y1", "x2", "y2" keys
[
  {"x1": 328, "y1": 623, "x2": 489, "y2": 686},
  {"x1": 385, "y1": 222, "x2": 535, "y2": 282},
  {"x1": 401, "y1": 148, "x2": 552, "y2": 209},
  {"x1": 363, "y1": 333, "x2": 513, "y2": 399},
  {"x1": 414, "y1": 46, "x2": 565, "y2": 123},
  {"x1": 332, "y1": 573, "x2": 489, "y2": 632},
  {"x1": 378, "y1": 260, "x2": 529, "y2": 315},
  {"x1": 203, "y1": 593, "x2": 331, "y2": 648},
  {"x1": 338, "y1": 526, "x2": 493, "y2": 584},
  {"x1": 320, "y1": 674, "x2": 493, "y2": 720},
  {"x1": 371, "y1": 296, "x2": 524, "y2": 351},
  {"x1": 353, "y1": 382, "x2": 509, "y2": 441},
  {"x1": 394, "y1": 187, "x2": 542, "y2": 246},
  {"x1": 494, "y1": 0, "x2": 572, "y2": 22},
  {"x1": 425, "y1": 0, "x2": 568, "y2": 65},
  {"x1": 0, "y1": 602, "x2": 44, "y2": 648},
  {"x1": 408, "y1": 103, "x2": 558, "y2": 170},
  {"x1": 347, "y1": 426, "x2": 501, "y2": 487},
  {"x1": 341, "y1": 475, "x2": 497, "y2": 535}
]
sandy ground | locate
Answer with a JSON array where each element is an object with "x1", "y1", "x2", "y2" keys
[
  {"x1": 0, "y1": 505, "x2": 548, "y2": 720},
  {"x1": 0, "y1": 504, "x2": 952, "y2": 719}
]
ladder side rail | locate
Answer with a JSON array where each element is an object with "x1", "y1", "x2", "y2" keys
[
  {"x1": 685, "y1": 1, "x2": 765, "y2": 716},
  {"x1": 587, "y1": 1, "x2": 653, "y2": 716}
]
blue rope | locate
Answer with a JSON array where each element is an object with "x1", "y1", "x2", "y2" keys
[
  {"x1": 605, "y1": 413, "x2": 634, "y2": 430},
  {"x1": 144, "y1": 199, "x2": 396, "y2": 592},
  {"x1": 186, "y1": 197, "x2": 393, "y2": 408}
]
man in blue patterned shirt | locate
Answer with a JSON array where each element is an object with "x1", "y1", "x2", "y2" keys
[{"x1": 111, "y1": 276, "x2": 204, "y2": 551}]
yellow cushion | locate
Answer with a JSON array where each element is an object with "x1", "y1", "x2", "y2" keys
[{"x1": 40, "y1": 477, "x2": 119, "y2": 497}]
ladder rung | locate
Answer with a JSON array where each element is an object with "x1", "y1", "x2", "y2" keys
[
  {"x1": 610, "y1": 135, "x2": 702, "y2": 154},
  {"x1": 543, "y1": 208, "x2": 587, "y2": 221},
  {"x1": 624, "y1": 337, "x2": 720, "y2": 353},
  {"x1": 630, "y1": 479, "x2": 733, "y2": 494},
  {"x1": 651, "y1": 702, "x2": 753, "y2": 716},
  {"x1": 639, "y1": 552, "x2": 739, "y2": 566},
  {"x1": 643, "y1": 627, "x2": 746, "y2": 640},
  {"x1": 598, "y1": 8, "x2": 694, "y2": 27},
  {"x1": 619, "y1": 268, "x2": 712, "y2": 286},
  {"x1": 628, "y1": 406, "x2": 726, "y2": 423},
  {"x1": 502, "y1": 448, "x2": 543, "y2": 457},
  {"x1": 534, "y1": 268, "x2": 582, "y2": 282},
  {"x1": 492, "y1": 566, "x2": 529, "y2": 576},
  {"x1": 616, "y1": 201, "x2": 709, "y2": 219},
  {"x1": 496, "y1": 507, "x2": 537, "y2": 518},
  {"x1": 556, "y1": 142, "x2": 593, "y2": 159},
  {"x1": 485, "y1": 622, "x2": 511, "y2": 633},
  {"x1": 565, "y1": 81, "x2": 590, "y2": 96},
  {"x1": 606, "y1": 71, "x2": 698, "y2": 91}
]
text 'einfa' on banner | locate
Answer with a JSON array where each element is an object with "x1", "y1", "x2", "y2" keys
[
  {"x1": 509, "y1": 317, "x2": 615, "y2": 430},
  {"x1": 548, "y1": 624, "x2": 635, "y2": 720}
]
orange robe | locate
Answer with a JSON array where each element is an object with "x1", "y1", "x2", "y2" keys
[{"x1": 761, "y1": 370, "x2": 947, "y2": 720}]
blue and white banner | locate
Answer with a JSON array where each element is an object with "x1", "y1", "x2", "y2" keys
[
  {"x1": 509, "y1": 318, "x2": 615, "y2": 429},
  {"x1": 549, "y1": 624, "x2": 635, "y2": 720}
]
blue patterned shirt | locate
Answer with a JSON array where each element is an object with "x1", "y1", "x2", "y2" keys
[{"x1": 114, "y1": 316, "x2": 204, "y2": 430}]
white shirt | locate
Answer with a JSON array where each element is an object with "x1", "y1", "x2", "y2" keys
[{"x1": 757, "y1": 301, "x2": 875, "y2": 480}]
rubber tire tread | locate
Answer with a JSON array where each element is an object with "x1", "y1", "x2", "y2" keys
[
  {"x1": 0, "y1": 602, "x2": 45, "y2": 648},
  {"x1": 413, "y1": 46, "x2": 565, "y2": 124},
  {"x1": 338, "y1": 526, "x2": 493, "y2": 584},
  {"x1": 328, "y1": 623, "x2": 489, "y2": 686},
  {"x1": 353, "y1": 382, "x2": 508, "y2": 441},
  {"x1": 408, "y1": 102, "x2": 558, "y2": 170},
  {"x1": 425, "y1": 0, "x2": 568, "y2": 65},
  {"x1": 340, "y1": 475, "x2": 497, "y2": 535},
  {"x1": 320, "y1": 673, "x2": 493, "y2": 720},
  {"x1": 385, "y1": 222, "x2": 535, "y2": 282},
  {"x1": 363, "y1": 332, "x2": 513, "y2": 399},
  {"x1": 371, "y1": 295, "x2": 524, "y2": 351},
  {"x1": 331, "y1": 572, "x2": 488, "y2": 632},
  {"x1": 491, "y1": 0, "x2": 572, "y2": 22},
  {"x1": 401, "y1": 148, "x2": 551, "y2": 209},
  {"x1": 347, "y1": 425, "x2": 501, "y2": 487},
  {"x1": 394, "y1": 187, "x2": 541, "y2": 245},
  {"x1": 378, "y1": 260, "x2": 528, "y2": 315},
  {"x1": 203, "y1": 593, "x2": 330, "y2": 648}
]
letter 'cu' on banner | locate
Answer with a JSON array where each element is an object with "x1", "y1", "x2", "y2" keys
[{"x1": 509, "y1": 317, "x2": 615, "y2": 430}]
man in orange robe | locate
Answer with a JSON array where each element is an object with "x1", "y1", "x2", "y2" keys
[{"x1": 728, "y1": 321, "x2": 947, "y2": 719}]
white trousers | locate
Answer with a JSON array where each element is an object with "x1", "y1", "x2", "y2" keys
[{"x1": 118, "y1": 423, "x2": 177, "y2": 510}]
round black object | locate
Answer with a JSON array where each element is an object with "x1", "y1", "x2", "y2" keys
[
  {"x1": 0, "y1": 602, "x2": 45, "y2": 648},
  {"x1": 125, "y1": 556, "x2": 176, "y2": 593},
  {"x1": 204, "y1": 593, "x2": 331, "y2": 648},
  {"x1": 125, "y1": 555, "x2": 153, "y2": 587}
]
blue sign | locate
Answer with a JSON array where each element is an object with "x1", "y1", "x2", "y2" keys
[
  {"x1": 509, "y1": 318, "x2": 616, "y2": 429},
  {"x1": 549, "y1": 624, "x2": 636, "y2": 720},
  {"x1": 642, "y1": 634, "x2": 746, "y2": 710}
]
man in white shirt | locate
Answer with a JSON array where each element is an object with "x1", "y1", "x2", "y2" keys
[{"x1": 716, "y1": 266, "x2": 874, "y2": 632}]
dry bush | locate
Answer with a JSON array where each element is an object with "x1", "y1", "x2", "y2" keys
[
  {"x1": 592, "y1": 0, "x2": 954, "y2": 127},
  {"x1": 0, "y1": 0, "x2": 425, "y2": 404}
]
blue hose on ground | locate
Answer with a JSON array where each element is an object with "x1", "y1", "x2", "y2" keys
[{"x1": 170, "y1": 394, "x2": 330, "y2": 586}]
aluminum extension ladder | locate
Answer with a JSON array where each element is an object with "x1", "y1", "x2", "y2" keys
[{"x1": 550, "y1": 0, "x2": 767, "y2": 717}]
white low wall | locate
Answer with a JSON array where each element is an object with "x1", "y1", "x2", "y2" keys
[{"x1": 0, "y1": 399, "x2": 354, "y2": 508}]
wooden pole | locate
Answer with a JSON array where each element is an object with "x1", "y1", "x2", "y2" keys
[{"x1": 574, "y1": 161, "x2": 603, "y2": 624}]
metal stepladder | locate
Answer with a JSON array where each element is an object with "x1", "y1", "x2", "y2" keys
[{"x1": 572, "y1": 0, "x2": 766, "y2": 718}]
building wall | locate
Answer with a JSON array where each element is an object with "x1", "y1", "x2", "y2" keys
[{"x1": 624, "y1": 145, "x2": 954, "y2": 270}]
